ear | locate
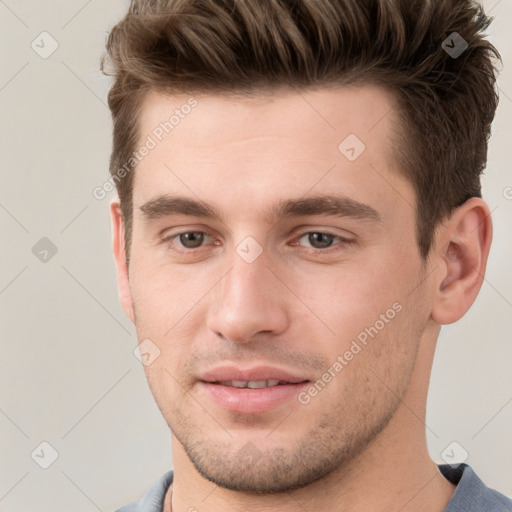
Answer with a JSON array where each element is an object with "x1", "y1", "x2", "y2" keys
[
  {"x1": 431, "y1": 197, "x2": 492, "y2": 325},
  {"x1": 110, "y1": 198, "x2": 135, "y2": 324}
]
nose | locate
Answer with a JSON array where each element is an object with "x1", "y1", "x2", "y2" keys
[{"x1": 206, "y1": 250, "x2": 289, "y2": 344}]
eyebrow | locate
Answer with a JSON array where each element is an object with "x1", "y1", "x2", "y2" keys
[{"x1": 139, "y1": 194, "x2": 382, "y2": 223}]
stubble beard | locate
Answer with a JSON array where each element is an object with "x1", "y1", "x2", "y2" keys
[{"x1": 167, "y1": 384, "x2": 404, "y2": 494}]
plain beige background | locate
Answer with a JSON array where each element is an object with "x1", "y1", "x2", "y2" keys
[{"x1": 0, "y1": 1, "x2": 511, "y2": 510}]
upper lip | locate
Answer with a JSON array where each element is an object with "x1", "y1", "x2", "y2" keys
[{"x1": 199, "y1": 365, "x2": 310, "y2": 384}]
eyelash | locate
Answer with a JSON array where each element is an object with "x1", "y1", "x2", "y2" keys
[{"x1": 162, "y1": 230, "x2": 353, "y2": 254}]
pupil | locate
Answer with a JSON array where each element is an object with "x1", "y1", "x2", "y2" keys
[
  {"x1": 180, "y1": 232, "x2": 204, "y2": 248},
  {"x1": 309, "y1": 233, "x2": 333, "y2": 249}
]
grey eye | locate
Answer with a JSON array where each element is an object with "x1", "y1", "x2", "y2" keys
[
  {"x1": 303, "y1": 232, "x2": 336, "y2": 249},
  {"x1": 179, "y1": 232, "x2": 205, "y2": 248}
]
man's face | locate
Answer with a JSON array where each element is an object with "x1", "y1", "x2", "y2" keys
[{"x1": 118, "y1": 85, "x2": 435, "y2": 492}]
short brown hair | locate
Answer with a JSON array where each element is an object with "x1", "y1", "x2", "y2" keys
[{"x1": 101, "y1": 0, "x2": 500, "y2": 265}]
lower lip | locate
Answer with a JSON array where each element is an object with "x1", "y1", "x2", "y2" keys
[{"x1": 198, "y1": 381, "x2": 310, "y2": 414}]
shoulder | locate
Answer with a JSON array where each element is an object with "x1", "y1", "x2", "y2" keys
[
  {"x1": 440, "y1": 463, "x2": 512, "y2": 512},
  {"x1": 113, "y1": 470, "x2": 174, "y2": 512}
]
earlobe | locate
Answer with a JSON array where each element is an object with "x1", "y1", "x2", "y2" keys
[
  {"x1": 431, "y1": 198, "x2": 492, "y2": 325},
  {"x1": 110, "y1": 198, "x2": 135, "y2": 324}
]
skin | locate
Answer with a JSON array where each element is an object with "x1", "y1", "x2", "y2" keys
[{"x1": 111, "y1": 85, "x2": 492, "y2": 512}]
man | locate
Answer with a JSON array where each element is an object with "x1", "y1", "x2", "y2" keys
[{"x1": 101, "y1": 0, "x2": 511, "y2": 510}]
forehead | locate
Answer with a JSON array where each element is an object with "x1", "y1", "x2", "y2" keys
[
  {"x1": 137, "y1": 84, "x2": 398, "y2": 152},
  {"x1": 132, "y1": 85, "x2": 412, "y2": 225}
]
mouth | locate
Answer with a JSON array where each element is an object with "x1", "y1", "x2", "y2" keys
[
  {"x1": 213, "y1": 379, "x2": 303, "y2": 389},
  {"x1": 197, "y1": 366, "x2": 311, "y2": 413}
]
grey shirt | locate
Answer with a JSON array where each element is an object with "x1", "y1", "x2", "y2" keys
[{"x1": 114, "y1": 463, "x2": 512, "y2": 511}]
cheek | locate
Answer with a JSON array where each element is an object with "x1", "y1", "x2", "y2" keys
[
  {"x1": 141, "y1": 365, "x2": 191, "y2": 427},
  {"x1": 129, "y1": 252, "x2": 215, "y2": 331},
  {"x1": 290, "y1": 259, "x2": 404, "y2": 334},
  {"x1": 128, "y1": 267, "x2": 212, "y2": 393},
  {"x1": 288, "y1": 254, "x2": 423, "y2": 388}
]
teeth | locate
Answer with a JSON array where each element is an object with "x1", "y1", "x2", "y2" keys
[
  {"x1": 230, "y1": 380, "x2": 248, "y2": 388},
  {"x1": 219, "y1": 379, "x2": 283, "y2": 388},
  {"x1": 247, "y1": 380, "x2": 268, "y2": 389}
]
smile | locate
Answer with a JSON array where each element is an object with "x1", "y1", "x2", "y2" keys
[{"x1": 217, "y1": 380, "x2": 288, "y2": 388}]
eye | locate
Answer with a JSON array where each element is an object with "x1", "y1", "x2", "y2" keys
[
  {"x1": 178, "y1": 232, "x2": 206, "y2": 248},
  {"x1": 164, "y1": 231, "x2": 212, "y2": 251},
  {"x1": 296, "y1": 232, "x2": 352, "y2": 250}
]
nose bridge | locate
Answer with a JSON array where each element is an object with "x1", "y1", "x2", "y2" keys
[
  {"x1": 206, "y1": 244, "x2": 288, "y2": 343},
  {"x1": 226, "y1": 252, "x2": 267, "y2": 303}
]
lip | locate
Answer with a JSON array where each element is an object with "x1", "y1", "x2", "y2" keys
[
  {"x1": 199, "y1": 365, "x2": 310, "y2": 384},
  {"x1": 197, "y1": 365, "x2": 311, "y2": 414}
]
